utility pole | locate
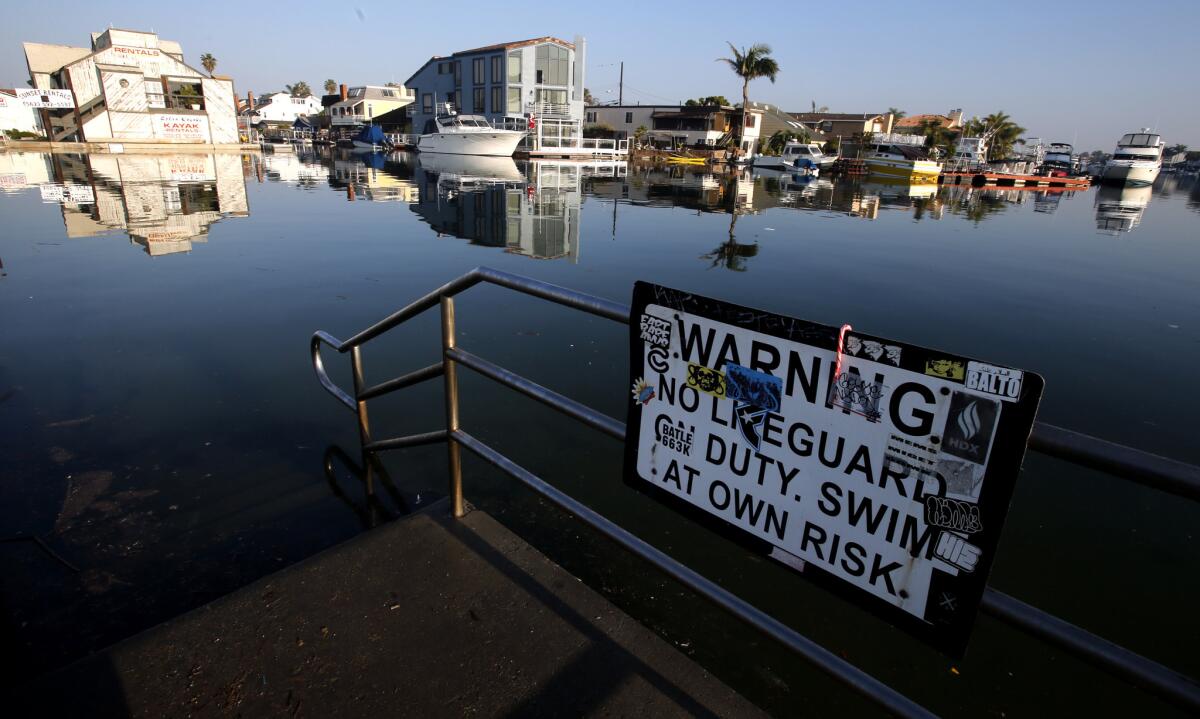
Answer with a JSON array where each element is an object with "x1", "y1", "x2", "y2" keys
[{"x1": 618, "y1": 62, "x2": 623, "y2": 105}]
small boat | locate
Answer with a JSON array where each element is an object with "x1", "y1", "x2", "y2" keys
[
  {"x1": 352, "y1": 125, "x2": 389, "y2": 152},
  {"x1": 416, "y1": 112, "x2": 524, "y2": 157},
  {"x1": 753, "y1": 141, "x2": 836, "y2": 171},
  {"x1": 1101, "y1": 130, "x2": 1164, "y2": 187},
  {"x1": 666, "y1": 154, "x2": 706, "y2": 165},
  {"x1": 862, "y1": 142, "x2": 942, "y2": 184},
  {"x1": 1042, "y1": 142, "x2": 1074, "y2": 177}
]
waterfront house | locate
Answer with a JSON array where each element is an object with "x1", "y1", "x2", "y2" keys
[
  {"x1": 404, "y1": 36, "x2": 586, "y2": 142},
  {"x1": 0, "y1": 89, "x2": 44, "y2": 136},
  {"x1": 585, "y1": 104, "x2": 763, "y2": 153},
  {"x1": 789, "y1": 112, "x2": 894, "y2": 140},
  {"x1": 246, "y1": 91, "x2": 322, "y2": 126},
  {"x1": 893, "y1": 109, "x2": 964, "y2": 134},
  {"x1": 22, "y1": 28, "x2": 239, "y2": 146},
  {"x1": 328, "y1": 84, "x2": 414, "y2": 128}
]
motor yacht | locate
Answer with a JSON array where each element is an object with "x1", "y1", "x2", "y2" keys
[
  {"x1": 416, "y1": 112, "x2": 525, "y2": 157},
  {"x1": 1101, "y1": 130, "x2": 1164, "y2": 186},
  {"x1": 862, "y1": 142, "x2": 942, "y2": 183}
]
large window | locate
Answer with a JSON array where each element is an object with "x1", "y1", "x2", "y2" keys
[
  {"x1": 473, "y1": 58, "x2": 485, "y2": 85},
  {"x1": 491, "y1": 56, "x2": 503, "y2": 84},
  {"x1": 491, "y1": 86, "x2": 503, "y2": 114},
  {"x1": 422, "y1": 93, "x2": 432, "y2": 113},
  {"x1": 473, "y1": 87, "x2": 485, "y2": 113},
  {"x1": 507, "y1": 87, "x2": 521, "y2": 113},
  {"x1": 454, "y1": 61, "x2": 461, "y2": 87},
  {"x1": 536, "y1": 89, "x2": 567, "y2": 105},
  {"x1": 507, "y1": 51, "x2": 521, "y2": 82},
  {"x1": 625, "y1": 111, "x2": 633, "y2": 124},
  {"x1": 535, "y1": 44, "x2": 569, "y2": 86}
]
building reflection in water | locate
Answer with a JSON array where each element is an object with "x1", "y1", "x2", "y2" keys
[{"x1": 1, "y1": 150, "x2": 249, "y2": 256}]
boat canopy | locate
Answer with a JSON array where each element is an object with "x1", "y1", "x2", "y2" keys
[
  {"x1": 1118, "y1": 133, "x2": 1160, "y2": 148},
  {"x1": 436, "y1": 114, "x2": 493, "y2": 129},
  {"x1": 354, "y1": 125, "x2": 387, "y2": 145},
  {"x1": 293, "y1": 117, "x2": 314, "y2": 130}
]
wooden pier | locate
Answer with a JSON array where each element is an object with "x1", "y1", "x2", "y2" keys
[
  {"x1": 16, "y1": 500, "x2": 764, "y2": 718},
  {"x1": 940, "y1": 171, "x2": 1091, "y2": 189}
]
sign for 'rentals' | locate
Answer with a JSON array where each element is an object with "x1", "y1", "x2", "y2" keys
[{"x1": 624, "y1": 282, "x2": 1043, "y2": 656}]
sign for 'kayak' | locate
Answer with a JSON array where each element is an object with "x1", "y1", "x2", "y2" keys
[{"x1": 623, "y1": 282, "x2": 1043, "y2": 656}]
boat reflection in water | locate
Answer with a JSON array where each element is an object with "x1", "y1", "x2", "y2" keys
[
  {"x1": 1094, "y1": 185, "x2": 1153, "y2": 235},
  {"x1": 2, "y1": 151, "x2": 249, "y2": 256}
]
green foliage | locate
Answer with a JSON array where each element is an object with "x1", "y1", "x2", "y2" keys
[
  {"x1": 888, "y1": 107, "x2": 905, "y2": 120},
  {"x1": 962, "y1": 112, "x2": 1026, "y2": 161},
  {"x1": 4, "y1": 129, "x2": 40, "y2": 139},
  {"x1": 200, "y1": 53, "x2": 216, "y2": 75},
  {"x1": 584, "y1": 88, "x2": 597, "y2": 105},
  {"x1": 324, "y1": 79, "x2": 337, "y2": 94},
  {"x1": 633, "y1": 125, "x2": 649, "y2": 141},
  {"x1": 717, "y1": 43, "x2": 779, "y2": 152},
  {"x1": 685, "y1": 95, "x2": 731, "y2": 107},
  {"x1": 917, "y1": 118, "x2": 957, "y2": 157},
  {"x1": 583, "y1": 123, "x2": 615, "y2": 139},
  {"x1": 286, "y1": 81, "x2": 313, "y2": 98}
]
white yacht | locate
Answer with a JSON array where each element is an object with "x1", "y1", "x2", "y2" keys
[
  {"x1": 1101, "y1": 130, "x2": 1164, "y2": 186},
  {"x1": 753, "y1": 141, "x2": 836, "y2": 171},
  {"x1": 416, "y1": 112, "x2": 525, "y2": 157},
  {"x1": 1094, "y1": 185, "x2": 1152, "y2": 235}
]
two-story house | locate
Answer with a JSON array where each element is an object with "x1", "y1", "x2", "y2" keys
[
  {"x1": 586, "y1": 104, "x2": 763, "y2": 153},
  {"x1": 405, "y1": 36, "x2": 586, "y2": 141},
  {"x1": 328, "y1": 85, "x2": 414, "y2": 128},
  {"x1": 248, "y1": 91, "x2": 322, "y2": 126}
]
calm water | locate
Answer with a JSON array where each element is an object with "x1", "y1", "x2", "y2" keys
[{"x1": 1, "y1": 148, "x2": 1197, "y2": 715}]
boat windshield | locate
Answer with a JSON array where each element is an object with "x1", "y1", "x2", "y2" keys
[
  {"x1": 1113, "y1": 153, "x2": 1159, "y2": 161},
  {"x1": 1118, "y1": 133, "x2": 1160, "y2": 148}
]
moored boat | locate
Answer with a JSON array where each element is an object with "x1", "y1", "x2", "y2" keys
[
  {"x1": 1101, "y1": 130, "x2": 1164, "y2": 187},
  {"x1": 352, "y1": 125, "x2": 389, "y2": 151},
  {"x1": 753, "y1": 141, "x2": 836, "y2": 171},
  {"x1": 1042, "y1": 142, "x2": 1074, "y2": 177},
  {"x1": 862, "y1": 142, "x2": 942, "y2": 183},
  {"x1": 416, "y1": 112, "x2": 525, "y2": 157}
]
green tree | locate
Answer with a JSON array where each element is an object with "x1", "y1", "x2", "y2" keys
[
  {"x1": 324, "y1": 79, "x2": 337, "y2": 95},
  {"x1": 888, "y1": 107, "x2": 906, "y2": 120},
  {"x1": 685, "y1": 95, "x2": 731, "y2": 107},
  {"x1": 583, "y1": 123, "x2": 615, "y2": 138},
  {"x1": 286, "y1": 81, "x2": 312, "y2": 98},
  {"x1": 761, "y1": 129, "x2": 811, "y2": 155},
  {"x1": 633, "y1": 125, "x2": 649, "y2": 146},
  {"x1": 717, "y1": 42, "x2": 779, "y2": 155},
  {"x1": 963, "y1": 112, "x2": 1026, "y2": 160},
  {"x1": 584, "y1": 88, "x2": 597, "y2": 105},
  {"x1": 200, "y1": 53, "x2": 216, "y2": 76},
  {"x1": 811, "y1": 100, "x2": 829, "y2": 113},
  {"x1": 917, "y1": 118, "x2": 957, "y2": 157}
]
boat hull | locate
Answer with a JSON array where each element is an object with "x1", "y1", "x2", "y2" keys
[
  {"x1": 864, "y1": 157, "x2": 941, "y2": 183},
  {"x1": 417, "y1": 131, "x2": 524, "y2": 157},
  {"x1": 1100, "y1": 161, "x2": 1160, "y2": 187}
]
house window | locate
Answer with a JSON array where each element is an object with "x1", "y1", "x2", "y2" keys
[
  {"x1": 473, "y1": 87, "x2": 485, "y2": 113},
  {"x1": 438, "y1": 62, "x2": 449, "y2": 74},
  {"x1": 422, "y1": 93, "x2": 433, "y2": 113},
  {"x1": 473, "y1": 58, "x2": 485, "y2": 85},
  {"x1": 586, "y1": 111, "x2": 596, "y2": 123},
  {"x1": 491, "y1": 86, "x2": 502, "y2": 113},
  {"x1": 491, "y1": 56, "x2": 503, "y2": 84},
  {"x1": 745, "y1": 114, "x2": 756, "y2": 128},
  {"x1": 507, "y1": 87, "x2": 521, "y2": 113},
  {"x1": 535, "y1": 44, "x2": 569, "y2": 86},
  {"x1": 507, "y1": 51, "x2": 521, "y2": 82},
  {"x1": 622, "y1": 112, "x2": 632, "y2": 124},
  {"x1": 446, "y1": 91, "x2": 456, "y2": 111},
  {"x1": 454, "y1": 61, "x2": 461, "y2": 87}
]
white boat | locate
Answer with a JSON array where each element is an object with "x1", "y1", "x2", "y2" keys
[
  {"x1": 417, "y1": 154, "x2": 525, "y2": 188},
  {"x1": 863, "y1": 142, "x2": 942, "y2": 183},
  {"x1": 416, "y1": 113, "x2": 525, "y2": 157},
  {"x1": 1101, "y1": 130, "x2": 1163, "y2": 186},
  {"x1": 753, "y1": 141, "x2": 836, "y2": 171},
  {"x1": 1042, "y1": 142, "x2": 1074, "y2": 175},
  {"x1": 1094, "y1": 185, "x2": 1152, "y2": 234}
]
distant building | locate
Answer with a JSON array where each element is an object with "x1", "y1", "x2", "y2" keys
[
  {"x1": 0, "y1": 89, "x2": 44, "y2": 135},
  {"x1": 22, "y1": 28, "x2": 239, "y2": 145},
  {"x1": 247, "y1": 91, "x2": 322, "y2": 125},
  {"x1": 405, "y1": 36, "x2": 586, "y2": 135},
  {"x1": 894, "y1": 109, "x2": 965, "y2": 134},
  {"x1": 789, "y1": 112, "x2": 894, "y2": 139},
  {"x1": 586, "y1": 103, "x2": 763, "y2": 153},
  {"x1": 328, "y1": 84, "x2": 414, "y2": 128}
]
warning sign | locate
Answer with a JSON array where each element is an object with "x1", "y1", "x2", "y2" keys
[{"x1": 623, "y1": 282, "x2": 1043, "y2": 656}]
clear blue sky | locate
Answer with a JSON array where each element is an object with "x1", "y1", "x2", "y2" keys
[{"x1": 3, "y1": 0, "x2": 1194, "y2": 150}]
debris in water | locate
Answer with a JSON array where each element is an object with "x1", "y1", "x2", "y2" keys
[
  {"x1": 45, "y1": 415, "x2": 95, "y2": 429},
  {"x1": 55, "y1": 470, "x2": 113, "y2": 532}
]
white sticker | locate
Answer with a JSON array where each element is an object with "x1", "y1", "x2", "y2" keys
[{"x1": 965, "y1": 361, "x2": 1023, "y2": 402}]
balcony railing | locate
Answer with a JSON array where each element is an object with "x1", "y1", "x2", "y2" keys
[{"x1": 526, "y1": 102, "x2": 572, "y2": 118}]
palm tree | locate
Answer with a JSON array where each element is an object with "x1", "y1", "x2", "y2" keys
[
  {"x1": 324, "y1": 79, "x2": 337, "y2": 95},
  {"x1": 917, "y1": 118, "x2": 957, "y2": 158},
  {"x1": 717, "y1": 42, "x2": 779, "y2": 156},
  {"x1": 964, "y1": 112, "x2": 1026, "y2": 161},
  {"x1": 200, "y1": 53, "x2": 216, "y2": 76},
  {"x1": 286, "y1": 81, "x2": 312, "y2": 98},
  {"x1": 888, "y1": 107, "x2": 906, "y2": 120}
]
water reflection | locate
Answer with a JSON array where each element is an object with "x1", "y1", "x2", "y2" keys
[
  {"x1": 1, "y1": 150, "x2": 249, "y2": 256},
  {"x1": 1095, "y1": 185, "x2": 1152, "y2": 235}
]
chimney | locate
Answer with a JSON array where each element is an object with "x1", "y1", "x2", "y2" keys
[
  {"x1": 340, "y1": 84, "x2": 348, "y2": 101},
  {"x1": 247, "y1": 91, "x2": 255, "y2": 112}
]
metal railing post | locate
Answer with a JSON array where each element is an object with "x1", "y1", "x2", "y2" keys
[
  {"x1": 350, "y1": 345, "x2": 371, "y2": 449},
  {"x1": 441, "y1": 295, "x2": 465, "y2": 518}
]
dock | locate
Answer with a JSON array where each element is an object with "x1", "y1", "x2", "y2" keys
[
  {"x1": 940, "y1": 171, "x2": 1091, "y2": 189},
  {"x1": 17, "y1": 499, "x2": 764, "y2": 718}
]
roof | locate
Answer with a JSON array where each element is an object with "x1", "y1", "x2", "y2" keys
[
  {"x1": 789, "y1": 112, "x2": 885, "y2": 122},
  {"x1": 895, "y1": 114, "x2": 953, "y2": 128},
  {"x1": 453, "y1": 36, "x2": 574, "y2": 56},
  {"x1": 23, "y1": 42, "x2": 92, "y2": 75}
]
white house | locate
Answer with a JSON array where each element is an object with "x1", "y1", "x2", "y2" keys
[
  {"x1": 22, "y1": 27, "x2": 239, "y2": 145},
  {"x1": 249, "y1": 91, "x2": 322, "y2": 124},
  {"x1": 586, "y1": 104, "x2": 763, "y2": 153},
  {"x1": 0, "y1": 89, "x2": 44, "y2": 135}
]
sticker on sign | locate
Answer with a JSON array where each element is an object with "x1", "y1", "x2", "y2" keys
[{"x1": 623, "y1": 282, "x2": 1043, "y2": 656}]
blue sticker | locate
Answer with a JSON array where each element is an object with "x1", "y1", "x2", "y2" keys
[{"x1": 724, "y1": 363, "x2": 782, "y2": 412}]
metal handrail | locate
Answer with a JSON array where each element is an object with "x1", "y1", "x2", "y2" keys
[{"x1": 312, "y1": 266, "x2": 1200, "y2": 715}]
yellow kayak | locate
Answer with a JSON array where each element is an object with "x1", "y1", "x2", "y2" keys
[{"x1": 667, "y1": 155, "x2": 706, "y2": 165}]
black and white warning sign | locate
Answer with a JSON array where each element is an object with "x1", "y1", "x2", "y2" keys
[{"x1": 623, "y1": 283, "x2": 1043, "y2": 656}]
